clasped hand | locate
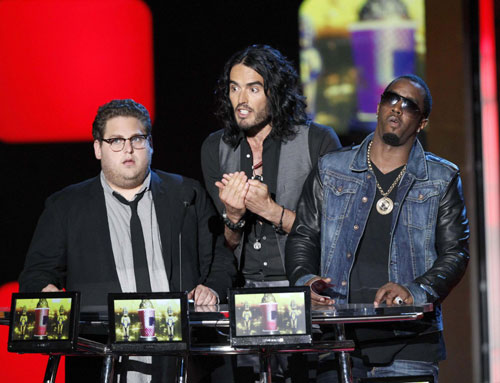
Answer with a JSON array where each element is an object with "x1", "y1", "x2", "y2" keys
[{"x1": 215, "y1": 171, "x2": 276, "y2": 222}]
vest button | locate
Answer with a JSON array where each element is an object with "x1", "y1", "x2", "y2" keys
[
  {"x1": 341, "y1": 280, "x2": 347, "y2": 286},
  {"x1": 353, "y1": 224, "x2": 359, "y2": 230},
  {"x1": 362, "y1": 196, "x2": 368, "y2": 203},
  {"x1": 347, "y1": 253, "x2": 352, "y2": 258}
]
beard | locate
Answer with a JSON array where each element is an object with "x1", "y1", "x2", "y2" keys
[
  {"x1": 235, "y1": 105, "x2": 271, "y2": 133},
  {"x1": 382, "y1": 133, "x2": 401, "y2": 146}
]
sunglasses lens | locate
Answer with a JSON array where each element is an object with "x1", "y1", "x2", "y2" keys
[
  {"x1": 381, "y1": 91, "x2": 399, "y2": 106},
  {"x1": 402, "y1": 99, "x2": 421, "y2": 117},
  {"x1": 381, "y1": 91, "x2": 421, "y2": 118}
]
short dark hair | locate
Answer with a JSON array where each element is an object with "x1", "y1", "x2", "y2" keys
[
  {"x1": 384, "y1": 74, "x2": 432, "y2": 118},
  {"x1": 92, "y1": 99, "x2": 152, "y2": 141},
  {"x1": 214, "y1": 44, "x2": 308, "y2": 147}
]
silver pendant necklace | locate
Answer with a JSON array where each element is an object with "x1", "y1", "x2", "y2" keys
[
  {"x1": 253, "y1": 220, "x2": 263, "y2": 251},
  {"x1": 366, "y1": 141, "x2": 406, "y2": 215}
]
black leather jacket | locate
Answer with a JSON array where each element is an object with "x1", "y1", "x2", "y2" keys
[{"x1": 285, "y1": 136, "x2": 470, "y2": 309}]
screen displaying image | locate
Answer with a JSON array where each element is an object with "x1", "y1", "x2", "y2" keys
[
  {"x1": 234, "y1": 292, "x2": 306, "y2": 337},
  {"x1": 11, "y1": 297, "x2": 72, "y2": 341},
  {"x1": 299, "y1": 0, "x2": 426, "y2": 135},
  {"x1": 112, "y1": 298, "x2": 183, "y2": 343}
]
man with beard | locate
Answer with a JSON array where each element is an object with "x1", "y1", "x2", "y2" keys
[
  {"x1": 286, "y1": 75, "x2": 469, "y2": 382},
  {"x1": 201, "y1": 44, "x2": 340, "y2": 382},
  {"x1": 19, "y1": 99, "x2": 235, "y2": 382}
]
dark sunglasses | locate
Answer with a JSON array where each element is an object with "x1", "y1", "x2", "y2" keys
[{"x1": 380, "y1": 91, "x2": 422, "y2": 118}]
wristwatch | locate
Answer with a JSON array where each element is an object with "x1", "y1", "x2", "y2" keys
[{"x1": 222, "y1": 210, "x2": 246, "y2": 230}]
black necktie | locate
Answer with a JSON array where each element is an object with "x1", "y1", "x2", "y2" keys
[{"x1": 113, "y1": 190, "x2": 152, "y2": 292}]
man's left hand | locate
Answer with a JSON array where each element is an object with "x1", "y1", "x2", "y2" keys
[
  {"x1": 374, "y1": 282, "x2": 413, "y2": 306},
  {"x1": 188, "y1": 284, "x2": 218, "y2": 306},
  {"x1": 245, "y1": 179, "x2": 280, "y2": 219}
]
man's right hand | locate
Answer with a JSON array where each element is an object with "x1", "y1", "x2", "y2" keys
[
  {"x1": 215, "y1": 171, "x2": 249, "y2": 222},
  {"x1": 305, "y1": 276, "x2": 335, "y2": 306},
  {"x1": 42, "y1": 284, "x2": 62, "y2": 292}
]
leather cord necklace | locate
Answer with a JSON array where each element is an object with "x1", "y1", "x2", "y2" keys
[
  {"x1": 251, "y1": 159, "x2": 263, "y2": 250},
  {"x1": 252, "y1": 160, "x2": 263, "y2": 182},
  {"x1": 366, "y1": 140, "x2": 406, "y2": 215}
]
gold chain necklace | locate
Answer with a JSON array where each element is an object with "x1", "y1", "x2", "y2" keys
[{"x1": 366, "y1": 141, "x2": 406, "y2": 215}]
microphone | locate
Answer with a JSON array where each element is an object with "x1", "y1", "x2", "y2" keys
[{"x1": 179, "y1": 200, "x2": 191, "y2": 293}]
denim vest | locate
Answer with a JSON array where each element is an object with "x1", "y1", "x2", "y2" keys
[{"x1": 316, "y1": 133, "x2": 461, "y2": 331}]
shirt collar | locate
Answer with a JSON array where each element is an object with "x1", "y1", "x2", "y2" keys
[
  {"x1": 350, "y1": 133, "x2": 428, "y2": 181},
  {"x1": 100, "y1": 170, "x2": 152, "y2": 198},
  {"x1": 235, "y1": 128, "x2": 281, "y2": 149}
]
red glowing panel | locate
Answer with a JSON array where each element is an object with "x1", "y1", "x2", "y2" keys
[
  {"x1": 479, "y1": 0, "x2": 500, "y2": 380},
  {"x1": 0, "y1": 0, "x2": 154, "y2": 143},
  {"x1": 0, "y1": 282, "x2": 65, "y2": 382}
]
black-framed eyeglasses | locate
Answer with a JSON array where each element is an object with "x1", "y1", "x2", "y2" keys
[
  {"x1": 101, "y1": 135, "x2": 150, "y2": 152},
  {"x1": 380, "y1": 91, "x2": 422, "y2": 119}
]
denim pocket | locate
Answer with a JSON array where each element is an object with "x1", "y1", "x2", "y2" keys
[
  {"x1": 323, "y1": 179, "x2": 358, "y2": 221},
  {"x1": 402, "y1": 186, "x2": 440, "y2": 230}
]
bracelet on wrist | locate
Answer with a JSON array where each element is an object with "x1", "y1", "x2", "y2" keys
[
  {"x1": 222, "y1": 210, "x2": 246, "y2": 230},
  {"x1": 272, "y1": 205, "x2": 286, "y2": 234}
]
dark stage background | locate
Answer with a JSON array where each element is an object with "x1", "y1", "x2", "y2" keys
[
  {"x1": 0, "y1": 2, "x2": 487, "y2": 382},
  {"x1": 1, "y1": 0, "x2": 320, "y2": 286}
]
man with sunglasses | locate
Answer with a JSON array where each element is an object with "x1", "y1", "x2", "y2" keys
[
  {"x1": 286, "y1": 75, "x2": 469, "y2": 382},
  {"x1": 19, "y1": 99, "x2": 235, "y2": 382}
]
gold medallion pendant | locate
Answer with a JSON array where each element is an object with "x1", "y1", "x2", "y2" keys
[
  {"x1": 366, "y1": 141, "x2": 407, "y2": 216},
  {"x1": 376, "y1": 197, "x2": 394, "y2": 215}
]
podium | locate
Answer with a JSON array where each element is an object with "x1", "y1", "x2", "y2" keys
[{"x1": 2, "y1": 301, "x2": 433, "y2": 383}]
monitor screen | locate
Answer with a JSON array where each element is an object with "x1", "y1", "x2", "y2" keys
[
  {"x1": 108, "y1": 292, "x2": 189, "y2": 354},
  {"x1": 229, "y1": 287, "x2": 312, "y2": 348},
  {"x1": 8, "y1": 292, "x2": 80, "y2": 353}
]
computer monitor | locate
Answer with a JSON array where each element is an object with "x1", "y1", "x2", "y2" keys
[
  {"x1": 228, "y1": 286, "x2": 312, "y2": 348},
  {"x1": 108, "y1": 292, "x2": 189, "y2": 354},
  {"x1": 8, "y1": 292, "x2": 80, "y2": 353}
]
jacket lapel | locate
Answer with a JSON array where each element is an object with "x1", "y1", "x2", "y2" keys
[{"x1": 88, "y1": 176, "x2": 121, "y2": 289}]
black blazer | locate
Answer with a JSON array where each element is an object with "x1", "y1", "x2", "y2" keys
[{"x1": 19, "y1": 170, "x2": 236, "y2": 306}]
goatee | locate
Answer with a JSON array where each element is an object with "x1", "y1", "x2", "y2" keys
[
  {"x1": 382, "y1": 133, "x2": 401, "y2": 146},
  {"x1": 237, "y1": 113, "x2": 271, "y2": 134},
  {"x1": 238, "y1": 117, "x2": 269, "y2": 133}
]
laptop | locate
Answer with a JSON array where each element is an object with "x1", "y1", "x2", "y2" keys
[
  {"x1": 108, "y1": 292, "x2": 189, "y2": 354},
  {"x1": 8, "y1": 292, "x2": 80, "y2": 353},
  {"x1": 228, "y1": 286, "x2": 312, "y2": 348}
]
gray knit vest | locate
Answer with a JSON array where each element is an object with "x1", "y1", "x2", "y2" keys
[{"x1": 219, "y1": 125, "x2": 312, "y2": 268}]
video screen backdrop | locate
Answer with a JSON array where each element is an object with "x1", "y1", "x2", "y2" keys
[{"x1": 299, "y1": 0, "x2": 426, "y2": 134}]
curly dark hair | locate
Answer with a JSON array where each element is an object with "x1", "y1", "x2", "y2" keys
[
  {"x1": 92, "y1": 99, "x2": 152, "y2": 141},
  {"x1": 384, "y1": 74, "x2": 432, "y2": 119},
  {"x1": 214, "y1": 45, "x2": 308, "y2": 147}
]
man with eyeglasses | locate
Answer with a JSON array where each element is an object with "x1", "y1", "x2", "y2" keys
[
  {"x1": 286, "y1": 75, "x2": 469, "y2": 382},
  {"x1": 19, "y1": 99, "x2": 235, "y2": 382}
]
